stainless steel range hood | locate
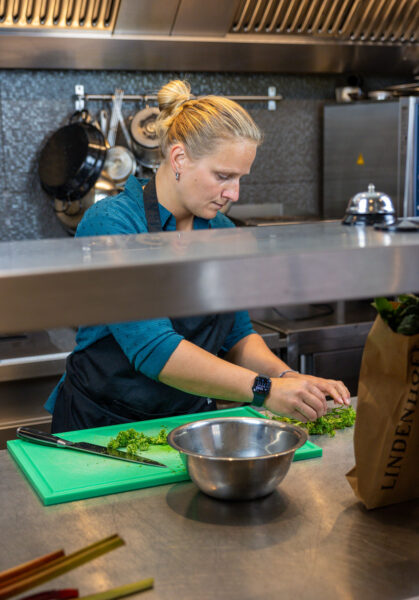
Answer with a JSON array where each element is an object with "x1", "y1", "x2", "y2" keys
[{"x1": 0, "y1": 0, "x2": 418, "y2": 74}]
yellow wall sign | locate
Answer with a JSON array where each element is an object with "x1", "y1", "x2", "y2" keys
[{"x1": 357, "y1": 153, "x2": 365, "y2": 165}]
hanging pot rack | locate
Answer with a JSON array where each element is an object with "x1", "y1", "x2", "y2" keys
[{"x1": 74, "y1": 85, "x2": 282, "y2": 111}]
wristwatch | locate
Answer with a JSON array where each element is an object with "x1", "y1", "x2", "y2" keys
[{"x1": 251, "y1": 375, "x2": 272, "y2": 407}]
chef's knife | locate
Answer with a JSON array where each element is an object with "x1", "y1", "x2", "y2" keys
[{"x1": 16, "y1": 427, "x2": 168, "y2": 468}]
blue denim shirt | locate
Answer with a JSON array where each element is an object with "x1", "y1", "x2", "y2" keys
[{"x1": 45, "y1": 176, "x2": 255, "y2": 413}]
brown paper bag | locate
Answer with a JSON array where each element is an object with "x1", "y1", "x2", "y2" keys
[{"x1": 346, "y1": 315, "x2": 419, "y2": 509}]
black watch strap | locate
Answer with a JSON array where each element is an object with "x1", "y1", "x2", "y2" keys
[{"x1": 251, "y1": 375, "x2": 272, "y2": 407}]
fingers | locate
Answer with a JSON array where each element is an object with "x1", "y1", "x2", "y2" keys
[
  {"x1": 288, "y1": 396, "x2": 324, "y2": 422},
  {"x1": 267, "y1": 375, "x2": 351, "y2": 423},
  {"x1": 285, "y1": 372, "x2": 351, "y2": 406},
  {"x1": 301, "y1": 374, "x2": 350, "y2": 406},
  {"x1": 320, "y1": 379, "x2": 351, "y2": 405},
  {"x1": 306, "y1": 383, "x2": 328, "y2": 413},
  {"x1": 295, "y1": 387, "x2": 327, "y2": 421},
  {"x1": 288, "y1": 411, "x2": 309, "y2": 423},
  {"x1": 293, "y1": 405, "x2": 317, "y2": 423},
  {"x1": 270, "y1": 380, "x2": 327, "y2": 422},
  {"x1": 337, "y1": 381, "x2": 351, "y2": 405}
]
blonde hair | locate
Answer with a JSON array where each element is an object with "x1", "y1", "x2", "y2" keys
[{"x1": 155, "y1": 80, "x2": 263, "y2": 159}]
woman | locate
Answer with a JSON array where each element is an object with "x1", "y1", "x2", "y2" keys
[{"x1": 47, "y1": 80, "x2": 350, "y2": 433}]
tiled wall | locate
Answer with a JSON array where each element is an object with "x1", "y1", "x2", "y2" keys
[{"x1": 0, "y1": 69, "x2": 404, "y2": 241}]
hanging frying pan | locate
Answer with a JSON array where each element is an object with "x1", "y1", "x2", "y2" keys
[
  {"x1": 130, "y1": 106, "x2": 161, "y2": 169},
  {"x1": 103, "y1": 146, "x2": 137, "y2": 185},
  {"x1": 39, "y1": 111, "x2": 107, "y2": 202}
]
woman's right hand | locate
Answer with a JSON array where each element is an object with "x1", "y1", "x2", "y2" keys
[{"x1": 264, "y1": 377, "x2": 328, "y2": 422}]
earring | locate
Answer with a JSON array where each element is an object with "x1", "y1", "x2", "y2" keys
[{"x1": 175, "y1": 172, "x2": 179, "y2": 181}]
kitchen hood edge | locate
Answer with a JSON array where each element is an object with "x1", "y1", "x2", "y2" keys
[{"x1": 0, "y1": 32, "x2": 417, "y2": 74}]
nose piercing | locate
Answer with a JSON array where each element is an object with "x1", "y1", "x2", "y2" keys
[{"x1": 175, "y1": 172, "x2": 179, "y2": 181}]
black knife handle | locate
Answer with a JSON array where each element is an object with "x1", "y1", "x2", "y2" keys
[{"x1": 16, "y1": 427, "x2": 71, "y2": 448}]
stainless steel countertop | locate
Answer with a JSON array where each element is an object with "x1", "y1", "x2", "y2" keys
[
  {"x1": 1, "y1": 420, "x2": 418, "y2": 600},
  {"x1": 0, "y1": 222, "x2": 419, "y2": 334}
]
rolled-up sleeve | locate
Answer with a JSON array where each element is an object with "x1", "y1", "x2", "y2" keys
[
  {"x1": 221, "y1": 311, "x2": 255, "y2": 353},
  {"x1": 109, "y1": 319, "x2": 184, "y2": 380}
]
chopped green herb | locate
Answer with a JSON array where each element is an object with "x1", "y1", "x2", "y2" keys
[
  {"x1": 107, "y1": 426, "x2": 168, "y2": 454},
  {"x1": 271, "y1": 405, "x2": 356, "y2": 437}
]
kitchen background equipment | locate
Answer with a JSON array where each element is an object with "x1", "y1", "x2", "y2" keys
[
  {"x1": 16, "y1": 426, "x2": 168, "y2": 468},
  {"x1": 107, "y1": 89, "x2": 124, "y2": 148},
  {"x1": 384, "y1": 82, "x2": 419, "y2": 97},
  {"x1": 227, "y1": 203, "x2": 323, "y2": 226},
  {"x1": 0, "y1": 328, "x2": 76, "y2": 449},
  {"x1": 130, "y1": 107, "x2": 161, "y2": 170},
  {"x1": 1, "y1": 0, "x2": 418, "y2": 76},
  {"x1": 249, "y1": 299, "x2": 377, "y2": 397},
  {"x1": 167, "y1": 416, "x2": 308, "y2": 500},
  {"x1": 342, "y1": 183, "x2": 396, "y2": 226},
  {"x1": 335, "y1": 86, "x2": 366, "y2": 103},
  {"x1": 39, "y1": 111, "x2": 107, "y2": 202},
  {"x1": 7, "y1": 407, "x2": 321, "y2": 505},
  {"x1": 374, "y1": 217, "x2": 419, "y2": 231},
  {"x1": 39, "y1": 95, "x2": 143, "y2": 235},
  {"x1": 115, "y1": 105, "x2": 134, "y2": 152},
  {"x1": 323, "y1": 96, "x2": 419, "y2": 220},
  {"x1": 368, "y1": 90, "x2": 394, "y2": 101},
  {"x1": 105, "y1": 90, "x2": 138, "y2": 177},
  {"x1": 99, "y1": 108, "x2": 109, "y2": 138},
  {"x1": 52, "y1": 174, "x2": 120, "y2": 235},
  {"x1": 335, "y1": 74, "x2": 366, "y2": 103},
  {"x1": 103, "y1": 146, "x2": 137, "y2": 186}
]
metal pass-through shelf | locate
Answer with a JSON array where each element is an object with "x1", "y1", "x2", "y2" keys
[{"x1": 0, "y1": 222, "x2": 418, "y2": 334}]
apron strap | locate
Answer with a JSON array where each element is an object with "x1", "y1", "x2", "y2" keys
[{"x1": 142, "y1": 176, "x2": 163, "y2": 233}]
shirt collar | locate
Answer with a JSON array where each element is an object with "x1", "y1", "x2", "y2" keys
[
  {"x1": 158, "y1": 203, "x2": 173, "y2": 229},
  {"x1": 125, "y1": 175, "x2": 147, "y2": 201}
]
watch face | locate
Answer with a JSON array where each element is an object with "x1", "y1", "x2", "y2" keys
[{"x1": 252, "y1": 376, "x2": 271, "y2": 395}]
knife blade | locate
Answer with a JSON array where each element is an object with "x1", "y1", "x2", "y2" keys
[{"x1": 16, "y1": 427, "x2": 168, "y2": 468}]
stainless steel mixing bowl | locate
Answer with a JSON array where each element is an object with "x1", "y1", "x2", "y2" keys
[{"x1": 167, "y1": 417, "x2": 308, "y2": 500}]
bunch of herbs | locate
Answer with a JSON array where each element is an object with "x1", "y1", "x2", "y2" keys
[
  {"x1": 271, "y1": 405, "x2": 356, "y2": 437},
  {"x1": 372, "y1": 294, "x2": 419, "y2": 335}
]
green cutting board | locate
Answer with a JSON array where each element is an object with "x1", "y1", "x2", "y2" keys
[{"x1": 7, "y1": 407, "x2": 322, "y2": 505}]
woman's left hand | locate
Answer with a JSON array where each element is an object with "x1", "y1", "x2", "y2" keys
[{"x1": 281, "y1": 372, "x2": 351, "y2": 406}]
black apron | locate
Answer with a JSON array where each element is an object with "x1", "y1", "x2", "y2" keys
[{"x1": 52, "y1": 177, "x2": 236, "y2": 433}]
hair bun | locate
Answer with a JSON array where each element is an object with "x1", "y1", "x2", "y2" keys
[
  {"x1": 157, "y1": 80, "x2": 191, "y2": 116},
  {"x1": 155, "y1": 78, "x2": 262, "y2": 160}
]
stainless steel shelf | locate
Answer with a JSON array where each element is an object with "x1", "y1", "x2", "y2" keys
[
  {"x1": 0, "y1": 329, "x2": 76, "y2": 381},
  {"x1": 0, "y1": 222, "x2": 418, "y2": 334},
  {"x1": 0, "y1": 353, "x2": 70, "y2": 382}
]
